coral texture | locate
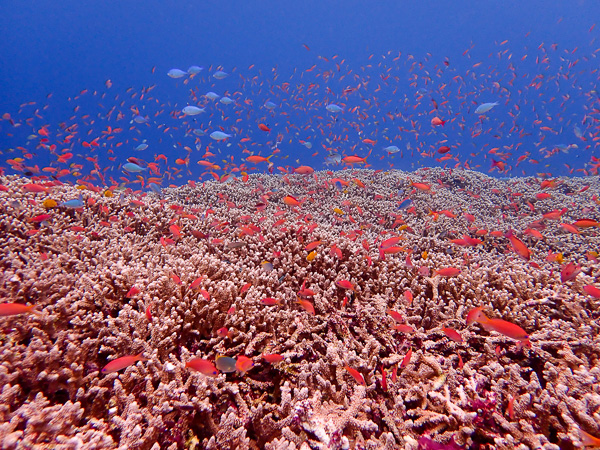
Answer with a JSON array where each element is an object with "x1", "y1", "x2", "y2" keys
[{"x1": 0, "y1": 168, "x2": 599, "y2": 449}]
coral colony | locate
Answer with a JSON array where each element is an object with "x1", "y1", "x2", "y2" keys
[{"x1": 1, "y1": 167, "x2": 600, "y2": 449}]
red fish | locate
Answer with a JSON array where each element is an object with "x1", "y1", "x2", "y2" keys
[
  {"x1": 336, "y1": 280, "x2": 356, "y2": 291},
  {"x1": 262, "y1": 353, "x2": 284, "y2": 363},
  {"x1": 102, "y1": 352, "x2": 147, "y2": 374},
  {"x1": 258, "y1": 123, "x2": 270, "y2": 132},
  {"x1": 431, "y1": 117, "x2": 446, "y2": 126},
  {"x1": 401, "y1": 348, "x2": 412, "y2": 367},
  {"x1": 305, "y1": 240, "x2": 323, "y2": 251},
  {"x1": 583, "y1": 285, "x2": 600, "y2": 299},
  {"x1": 560, "y1": 262, "x2": 581, "y2": 283},
  {"x1": 434, "y1": 267, "x2": 461, "y2": 277},
  {"x1": 0, "y1": 303, "x2": 40, "y2": 316},
  {"x1": 297, "y1": 298, "x2": 315, "y2": 315},
  {"x1": 236, "y1": 355, "x2": 254, "y2": 375},
  {"x1": 505, "y1": 231, "x2": 531, "y2": 260},
  {"x1": 186, "y1": 358, "x2": 218, "y2": 376},
  {"x1": 345, "y1": 365, "x2": 366, "y2": 386},
  {"x1": 261, "y1": 297, "x2": 280, "y2": 306},
  {"x1": 125, "y1": 287, "x2": 140, "y2": 298},
  {"x1": 442, "y1": 327, "x2": 463, "y2": 343}
]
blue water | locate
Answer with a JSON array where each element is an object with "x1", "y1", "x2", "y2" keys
[{"x1": 1, "y1": 1, "x2": 599, "y2": 185}]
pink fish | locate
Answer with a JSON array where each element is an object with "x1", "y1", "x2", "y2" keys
[
  {"x1": 262, "y1": 353, "x2": 284, "y2": 363},
  {"x1": 561, "y1": 262, "x2": 581, "y2": 283},
  {"x1": 236, "y1": 355, "x2": 254, "y2": 375},
  {"x1": 0, "y1": 303, "x2": 40, "y2": 317},
  {"x1": 102, "y1": 352, "x2": 148, "y2": 374},
  {"x1": 345, "y1": 365, "x2": 366, "y2": 386},
  {"x1": 442, "y1": 327, "x2": 463, "y2": 343},
  {"x1": 186, "y1": 358, "x2": 218, "y2": 377}
]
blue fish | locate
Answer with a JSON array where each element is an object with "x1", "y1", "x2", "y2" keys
[
  {"x1": 60, "y1": 195, "x2": 84, "y2": 209},
  {"x1": 167, "y1": 68, "x2": 187, "y2": 78},
  {"x1": 182, "y1": 106, "x2": 205, "y2": 115},
  {"x1": 213, "y1": 70, "x2": 229, "y2": 79},
  {"x1": 398, "y1": 198, "x2": 413, "y2": 210},
  {"x1": 326, "y1": 104, "x2": 343, "y2": 113},
  {"x1": 148, "y1": 183, "x2": 162, "y2": 196},
  {"x1": 210, "y1": 131, "x2": 231, "y2": 141},
  {"x1": 123, "y1": 162, "x2": 146, "y2": 173},
  {"x1": 135, "y1": 143, "x2": 148, "y2": 151},
  {"x1": 187, "y1": 65, "x2": 203, "y2": 74}
]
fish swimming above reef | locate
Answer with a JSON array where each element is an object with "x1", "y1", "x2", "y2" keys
[{"x1": 475, "y1": 102, "x2": 499, "y2": 114}]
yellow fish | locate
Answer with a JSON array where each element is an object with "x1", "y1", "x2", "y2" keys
[{"x1": 306, "y1": 250, "x2": 317, "y2": 262}]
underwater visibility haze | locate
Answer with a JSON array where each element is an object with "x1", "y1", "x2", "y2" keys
[{"x1": 1, "y1": 1, "x2": 600, "y2": 449}]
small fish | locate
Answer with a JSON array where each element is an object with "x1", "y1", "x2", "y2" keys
[
  {"x1": 209, "y1": 131, "x2": 232, "y2": 141},
  {"x1": 122, "y1": 162, "x2": 146, "y2": 173},
  {"x1": 186, "y1": 358, "x2": 218, "y2": 376},
  {"x1": 583, "y1": 285, "x2": 600, "y2": 299},
  {"x1": 215, "y1": 356, "x2": 237, "y2": 373},
  {"x1": 283, "y1": 195, "x2": 301, "y2": 207},
  {"x1": 442, "y1": 327, "x2": 463, "y2": 343},
  {"x1": 401, "y1": 348, "x2": 412, "y2": 368},
  {"x1": 431, "y1": 117, "x2": 445, "y2": 126},
  {"x1": 182, "y1": 106, "x2": 205, "y2": 116},
  {"x1": 305, "y1": 240, "x2": 323, "y2": 252},
  {"x1": 261, "y1": 297, "x2": 280, "y2": 306},
  {"x1": 213, "y1": 70, "x2": 229, "y2": 79},
  {"x1": 297, "y1": 298, "x2": 315, "y2": 315},
  {"x1": 505, "y1": 231, "x2": 531, "y2": 261},
  {"x1": 475, "y1": 102, "x2": 499, "y2": 114},
  {"x1": 261, "y1": 261, "x2": 274, "y2": 272},
  {"x1": 101, "y1": 352, "x2": 148, "y2": 374},
  {"x1": 236, "y1": 355, "x2": 254, "y2": 374},
  {"x1": 433, "y1": 267, "x2": 461, "y2": 277},
  {"x1": 125, "y1": 287, "x2": 140, "y2": 298},
  {"x1": 326, "y1": 104, "x2": 343, "y2": 113},
  {"x1": 336, "y1": 280, "x2": 356, "y2": 291},
  {"x1": 398, "y1": 198, "x2": 413, "y2": 210},
  {"x1": 579, "y1": 428, "x2": 600, "y2": 447},
  {"x1": 344, "y1": 365, "x2": 365, "y2": 386},
  {"x1": 262, "y1": 353, "x2": 284, "y2": 363},
  {"x1": 394, "y1": 324, "x2": 415, "y2": 333},
  {"x1": 561, "y1": 262, "x2": 581, "y2": 283},
  {"x1": 306, "y1": 250, "x2": 317, "y2": 262},
  {"x1": 0, "y1": 303, "x2": 40, "y2": 317},
  {"x1": 60, "y1": 195, "x2": 84, "y2": 209},
  {"x1": 167, "y1": 68, "x2": 187, "y2": 78}
]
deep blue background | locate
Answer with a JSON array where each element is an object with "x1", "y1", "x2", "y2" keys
[{"x1": 1, "y1": 0, "x2": 598, "y2": 182}]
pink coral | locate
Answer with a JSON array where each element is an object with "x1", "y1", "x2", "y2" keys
[{"x1": 0, "y1": 168, "x2": 599, "y2": 448}]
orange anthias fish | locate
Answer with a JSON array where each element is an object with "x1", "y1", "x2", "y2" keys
[
  {"x1": 101, "y1": 352, "x2": 148, "y2": 374},
  {"x1": 342, "y1": 155, "x2": 368, "y2": 164},
  {"x1": 336, "y1": 279, "x2": 356, "y2": 292},
  {"x1": 345, "y1": 365, "x2": 366, "y2": 386},
  {"x1": 431, "y1": 117, "x2": 446, "y2": 126},
  {"x1": 0, "y1": 303, "x2": 41, "y2": 316},
  {"x1": 505, "y1": 230, "x2": 531, "y2": 261},
  {"x1": 434, "y1": 267, "x2": 462, "y2": 277},
  {"x1": 236, "y1": 355, "x2": 254, "y2": 375},
  {"x1": 262, "y1": 353, "x2": 284, "y2": 363},
  {"x1": 283, "y1": 195, "x2": 301, "y2": 206},
  {"x1": 560, "y1": 262, "x2": 581, "y2": 283},
  {"x1": 466, "y1": 307, "x2": 531, "y2": 348},
  {"x1": 258, "y1": 123, "x2": 271, "y2": 132},
  {"x1": 305, "y1": 240, "x2": 323, "y2": 251},
  {"x1": 442, "y1": 327, "x2": 463, "y2": 343},
  {"x1": 246, "y1": 154, "x2": 272, "y2": 164},
  {"x1": 579, "y1": 428, "x2": 600, "y2": 447},
  {"x1": 186, "y1": 358, "x2": 218, "y2": 377}
]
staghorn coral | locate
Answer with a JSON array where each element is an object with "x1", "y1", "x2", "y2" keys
[{"x1": 0, "y1": 169, "x2": 599, "y2": 448}]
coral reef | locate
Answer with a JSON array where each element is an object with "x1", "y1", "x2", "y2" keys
[{"x1": 0, "y1": 168, "x2": 599, "y2": 449}]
